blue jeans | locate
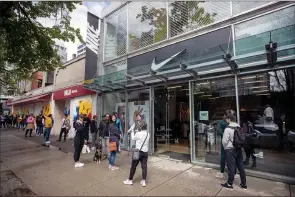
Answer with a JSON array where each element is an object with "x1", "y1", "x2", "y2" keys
[
  {"x1": 44, "y1": 127, "x2": 51, "y2": 142},
  {"x1": 37, "y1": 125, "x2": 43, "y2": 135},
  {"x1": 109, "y1": 151, "x2": 117, "y2": 166}
]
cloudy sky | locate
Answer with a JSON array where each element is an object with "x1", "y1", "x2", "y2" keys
[{"x1": 63, "y1": 2, "x2": 110, "y2": 60}]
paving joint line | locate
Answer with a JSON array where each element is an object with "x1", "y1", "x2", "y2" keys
[{"x1": 140, "y1": 165, "x2": 194, "y2": 196}]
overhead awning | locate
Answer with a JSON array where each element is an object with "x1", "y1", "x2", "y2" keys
[
  {"x1": 84, "y1": 24, "x2": 295, "y2": 93},
  {"x1": 8, "y1": 93, "x2": 51, "y2": 106}
]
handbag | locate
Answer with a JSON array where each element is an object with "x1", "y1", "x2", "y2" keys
[
  {"x1": 132, "y1": 133, "x2": 148, "y2": 161},
  {"x1": 109, "y1": 141, "x2": 117, "y2": 152}
]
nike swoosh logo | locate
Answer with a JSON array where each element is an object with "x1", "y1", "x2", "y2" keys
[{"x1": 151, "y1": 49, "x2": 186, "y2": 72}]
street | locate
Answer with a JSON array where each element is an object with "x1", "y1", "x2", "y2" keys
[{"x1": 1, "y1": 129, "x2": 294, "y2": 196}]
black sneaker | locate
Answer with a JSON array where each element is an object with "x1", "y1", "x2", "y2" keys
[
  {"x1": 221, "y1": 183, "x2": 233, "y2": 190},
  {"x1": 240, "y1": 183, "x2": 247, "y2": 190},
  {"x1": 243, "y1": 161, "x2": 249, "y2": 165},
  {"x1": 251, "y1": 163, "x2": 257, "y2": 168}
]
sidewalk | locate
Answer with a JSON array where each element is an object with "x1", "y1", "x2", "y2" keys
[{"x1": 1, "y1": 129, "x2": 294, "y2": 196}]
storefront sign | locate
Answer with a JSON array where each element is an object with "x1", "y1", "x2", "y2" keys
[
  {"x1": 199, "y1": 111, "x2": 209, "y2": 121},
  {"x1": 53, "y1": 85, "x2": 95, "y2": 100}
]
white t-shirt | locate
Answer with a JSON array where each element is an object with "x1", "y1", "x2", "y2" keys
[
  {"x1": 131, "y1": 130, "x2": 150, "y2": 153},
  {"x1": 61, "y1": 118, "x2": 66, "y2": 128}
]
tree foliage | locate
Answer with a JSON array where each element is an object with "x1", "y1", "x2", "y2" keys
[{"x1": 0, "y1": 1, "x2": 83, "y2": 94}]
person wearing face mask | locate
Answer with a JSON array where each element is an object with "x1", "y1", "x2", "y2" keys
[{"x1": 73, "y1": 114, "x2": 87, "y2": 168}]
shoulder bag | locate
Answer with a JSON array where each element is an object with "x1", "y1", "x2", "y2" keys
[{"x1": 132, "y1": 132, "x2": 148, "y2": 161}]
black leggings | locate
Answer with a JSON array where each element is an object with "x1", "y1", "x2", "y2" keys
[
  {"x1": 74, "y1": 139, "x2": 84, "y2": 162},
  {"x1": 25, "y1": 129, "x2": 33, "y2": 137},
  {"x1": 129, "y1": 151, "x2": 148, "y2": 181},
  {"x1": 59, "y1": 128, "x2": 68, "y2": 141}
]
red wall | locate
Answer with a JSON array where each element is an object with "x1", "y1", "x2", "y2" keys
[{"x1": 31, "y1": 72, "x2": 43, "y2": 90}]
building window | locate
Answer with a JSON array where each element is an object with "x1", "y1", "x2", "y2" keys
[
  {"x1": 235, "y1": 6, "x2": 295, "y2": 40},
  {"x1": 232, "y1": 1, "x2": 273, "y2": 16},
  {"x1": 128, "y1": 2, "x2": 167, "y2": 52},
  {"x1": 104, "y1": 5, "x2": 127, "y2": 61},
  {"x1": 234, "y1": 6, "x2": 295, "y2": 56},
  {"x1": 169, "y1": 1, "x2": 231, "y2": 37}
]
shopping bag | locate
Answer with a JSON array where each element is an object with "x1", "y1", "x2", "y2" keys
[
  {"x1": 82, "y1": 144, "x2": 87, "y2": 154},
  {"x1": 68, "y1": 128, "x2": 76, "y2": 139},
  {"x1": 86, "y1": 145, "x2": 91, "y2": 153}
]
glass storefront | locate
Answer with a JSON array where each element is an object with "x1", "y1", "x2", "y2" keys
[
  {"x1": 238, "y1": 68, "x2": 295, "y2": 177},
  {"x1": 127, "y1": 89, "x2": 150, "y2": 149},
  {"x1": 154, "y1": 84, "x2": 190, "y2": 161},
  {"x1": 102, "y1": 92, "x2": 127, "y2": 148},
  {"x1": 192, "y1": 77, "x2": 237, "y2": 163}
]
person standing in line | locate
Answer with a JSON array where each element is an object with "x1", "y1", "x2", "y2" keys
[
  {"x1": 108, "y1": 114, "x2": 121, "y2": 170},
  {"x1": 90, "y1": 115, "x2": 98, "y2": 150},
  {"x1": 113, "y1": 112, "x2": 123, "y2": 152},
  {"x1": 221, "y1": 114, "x2": 247, "y2": 190},
  {"x1": 216, "y1": 110, "x2": 238, "y2": 178},
  {"x1": 25, "y1": 114, "x2": 35, "y2": 137},
  {"x1": 58, "y1": 114, "x2": 70, "y2": 142},
  {"x1": 35, "y1": 114, "x2": 43, "y2": 136},
  {"x1": 43, "y1": 114, "x2": 54, "y2": 146},
  {"x1": 0, "y1": 114, "x2": 5, "y2": 129},
  {"x1": 99, "y1": 113, "x2": 110, "y2": 158},
  {"x1": 124, "y1": 121, "x2": 150, "y2": 187},
  {"x1": 73, "y1": 114, "x2": 87, "y2": 168}
]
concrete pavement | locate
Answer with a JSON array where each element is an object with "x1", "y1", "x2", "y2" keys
[{"x1": 1, "y1": 129, "x2": 294, "y2": 196}]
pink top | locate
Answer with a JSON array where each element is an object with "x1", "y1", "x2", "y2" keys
[{"x1": 27, "y1": 117, "x2": 35, "y2": 123}]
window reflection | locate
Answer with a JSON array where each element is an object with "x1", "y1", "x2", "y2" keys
[{"x1": 239, "y1": 68, "x2": 295, "y2": 177}]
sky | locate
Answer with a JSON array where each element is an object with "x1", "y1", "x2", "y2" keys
[{"x1": 40, "y1": 2, "x2": 110, "y2": 61}]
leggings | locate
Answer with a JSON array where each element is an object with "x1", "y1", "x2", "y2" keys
[
  {"x1": 74, "y1": 138, "x2": 84, "y2": 162},
  {"x1": 25, "y1": 129, "x2": 33, "y2": 137}
]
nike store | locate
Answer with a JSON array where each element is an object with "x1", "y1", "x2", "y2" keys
[{"x1": 86, "y1": 3, "x2": 295, "y2": 181}]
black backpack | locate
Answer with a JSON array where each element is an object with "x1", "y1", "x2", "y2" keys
[{"x1": 228, "y1": 126, "x2": 246, "y2": 148}]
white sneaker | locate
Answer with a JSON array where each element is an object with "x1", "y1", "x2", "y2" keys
[
  {"x1": 123, "y1": 179, "x2": 133, "y2": 185},
  {"x1": 216, "y1": 172, "x2": 224, "y2": 178},
  {"x1": 253, "y1": 151, "x2": 264, "y2": 159},
  {"x1": 91, "y1": 147, "x2": 95, "y2": 151},
  {"x1": 111, "y1": 166, "x2": 119, "y2": 171},
  {"x1": 75, "y1": 162, "x2": 84, "y2": 168},
  {"x1": 140, "y1": 180, "x2": 146, "y2": 187},
  {"x1": 234, "y1": 174, "x2": 239, "y2": 179},
  {"x1": 109, "y1": 165, "x2": 112, "y2": 170}
]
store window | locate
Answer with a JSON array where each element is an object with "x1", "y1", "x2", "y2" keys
[
  {"x1": 102, "y1": 92, "x2": 126, "y2": 148},
  {"x1": 169, "y1": 1, "x2": 231, "y2": 37},
  {"x1": 192, "y1": 77, "x2": 237, "y2": 163},
  {"x1": 239, "y1": 68, "x2": 295, "y2": 177},
  {"x1": 104, "y1": 5, "x2": 127, "y2": 61},
  {"x1": 127, "y1": 89, "x2": 150, "y2": 150},
  {"x1": 128, "y1": 2, "x2": 167, "y2": 52}
]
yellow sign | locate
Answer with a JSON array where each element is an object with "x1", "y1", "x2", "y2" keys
[{"x1": 78, "y1": 99, "x2": 92, "y2": 118}]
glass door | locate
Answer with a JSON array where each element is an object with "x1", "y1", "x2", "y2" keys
[{"x1": 154, "y1": 87, "x2": 171, "y2": 157}]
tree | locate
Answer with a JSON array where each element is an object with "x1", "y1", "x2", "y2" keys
[{"x1": 0, "y1": 1, "x2": 83, "y2": 94}]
